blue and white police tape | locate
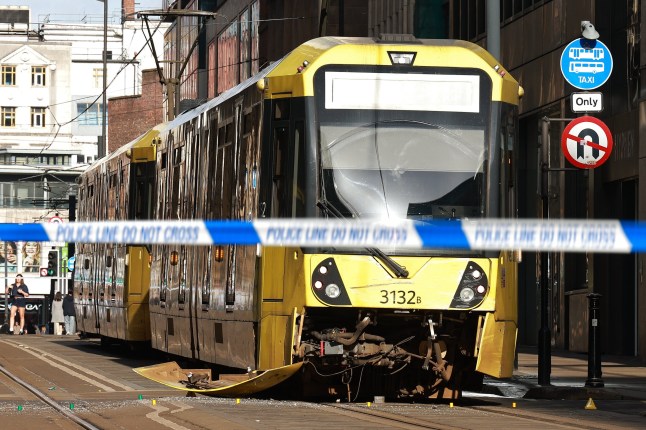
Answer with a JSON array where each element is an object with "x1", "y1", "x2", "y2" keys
[{"x1": 0, "y1": 219, "x2": 642, "y2": 253}]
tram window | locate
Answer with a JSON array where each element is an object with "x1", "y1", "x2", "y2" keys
[
  {"x1": 178, "y1": 250, "x2": 187, "y2": 305},
  {"x1": 106, "y1": 256, "x2": 112, "y2": 267},
  {"x1": 221, "y1": 145, "x2": 233, "y2": 218},
  {"x1": 272, "y1": 126, "x2": 290, "y2": 217},
  {"x1": 173, "y1": 146, "x2": 184, "y2": 165},
  {"x1": 171, "y1": 145, "x2": 184, "y2": 218},
  {"x1": 202, "y1": 248, "x2": 211, "y2": 306},
  {"x1": 218, "y1": 126, "x2": 225, "y2": 145},
  {"x1": 134, "y1": 179, "x2": 151, "y2": 219},
  {"x1": 293, "y1": 121, "x2": 305, "y2": 217},
  {"x1": 159, "y1": 253, "x2": 168, "y2": 303},
  {"x1": 243, "y1": 112, "x2": 252, "y2": 135},
  {"x1": 225, "y1": 123, "x2": 233, "y2": 143},
  {"x1": 274, "y1": 99, "x2": 290, "y2": 120}
]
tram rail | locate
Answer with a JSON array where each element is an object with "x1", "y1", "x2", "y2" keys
[
  {"x1": 0, "y1": 335, "x2": 642, "y2": 430},
  {"x1": 0, "y1": 362, "x2": 99, "y2": 430}
]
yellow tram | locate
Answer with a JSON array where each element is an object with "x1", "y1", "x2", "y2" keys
[
  {"x1": 74, "y1": 129, "x2": 158, "y2": 344},
  {"x1": 77, "y1": 36, "x2": 521, "y2": 399}
]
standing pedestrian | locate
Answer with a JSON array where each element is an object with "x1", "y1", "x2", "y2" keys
[
  {"x1": 6, "y1": 274, "x2": 29, "y2": 335},
  {"x1": 63, "y1": 289, "x2": 76, "y2": 336},
  {"x1": 51, "y1": 291, "x2": 64, "y2": 335}
]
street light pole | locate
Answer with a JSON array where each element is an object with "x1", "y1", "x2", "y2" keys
[
  {"x1": 3, "y1": 242, "x2": 7, "y2": 331},
  {"x1": 101, "y1": 0, "x2": 108, "y2": 157}
]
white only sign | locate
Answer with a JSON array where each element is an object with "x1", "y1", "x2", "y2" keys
[{"x1": 571, "y1": 92, "x2": 603, "y2": 112}]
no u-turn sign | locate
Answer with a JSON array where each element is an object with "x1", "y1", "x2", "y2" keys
[{"x1": 561, "y1": 116, "x2": 613, "y2": 169}]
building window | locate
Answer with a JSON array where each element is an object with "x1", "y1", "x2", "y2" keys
[
  {"x1": 93, "y1": 68, "x2": 103, "y2": 89},
  {"x1": 77, "y1": 103, "x2": 104, "y2": 125},
  {"x1": 1, "y1": 65, "x2": 16, "y2": 86},
  {"x1": 32, "y1": 66, "x2": 46, "y2": 86},
  {"x1": 217, "y1": 21, "x2": 239, "y2": 94},
  {"x1": 1, "y1": 107, "x2": 16, "y2": 127},
  {"x1": 208, "y1": 41, "x2": 216, "y2": 99},
  {"x1": 31, "y1": 107, "x2": 46, "y2": 127}
]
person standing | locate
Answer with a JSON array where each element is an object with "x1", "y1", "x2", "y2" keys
[
  {"x1": 51, "y1": 291, "x2": 64, "y2": 335},
  {"x1": 62, "y1": 289, "x2": 76, "y2": 336},
  {"x1": 6, "y1": 274, "x2": 29, "y2": 335}
]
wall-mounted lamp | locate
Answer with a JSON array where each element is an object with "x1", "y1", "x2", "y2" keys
[{"x1": 581, "y1": 21, "x2": 599, "y2": 40}]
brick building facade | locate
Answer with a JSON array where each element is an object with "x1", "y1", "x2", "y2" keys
[{"x1": 108, "y1": 69, "x2": 164, "y2": 152}]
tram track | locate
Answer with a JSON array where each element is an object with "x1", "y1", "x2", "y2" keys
[
  {"x1": 323, "y1": 401, "x2": 614, "y2": 430},
  {"x1": 0, "y1": 362, "x2": 100, "y2": 430},
  {"x1": 0, "y1": 336, "x2": 642, "y2": 430}
]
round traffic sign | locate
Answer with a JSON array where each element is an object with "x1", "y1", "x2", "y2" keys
[
  {"x1": 560, "y1": 38, "x2": 613, "y2": 90},
  {"x1": 561, "y1": 116, "x2": 613, "y2": 169},
  {"x1": 40, "y1": 268, "x2": 48, "y2": 277},
  {"x1": 49, "y1": 216, "x2": 63, "y2": 223}
]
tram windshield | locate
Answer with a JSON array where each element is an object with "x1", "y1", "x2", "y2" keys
[{"x1": 320, "y1": 119, "x2": 486, "y2": 221}]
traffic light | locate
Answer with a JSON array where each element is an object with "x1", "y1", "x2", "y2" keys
[{"x1": 47, "y1": 250, "x2": 59, "y2": 276}]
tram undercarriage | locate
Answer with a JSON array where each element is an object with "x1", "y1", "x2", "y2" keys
[{"x1": 294, "y1": 308, "x2": 484, "y2": 400}]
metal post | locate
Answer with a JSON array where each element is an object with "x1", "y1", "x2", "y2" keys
[
  {"x1": 585, "y1": 293, "x2": 604, "y2": 387},
  {"x1": 339, "y1": 0, "x2": 345, "y2": 36},
  {"x1": 538, "y1": 118, "x2": 551, "y2": 385},
  {"x1": 3, "y1": 241, "x2": 7, "y2": 330},
  {"x1": 174, "y1": 2, "x2": 181, "y2": 119},
  {"x1": 487, "y1": 0, "x2": 500, "y2": 60},
  {"x1": 102, "y1": 0, "x2": 108, "y2": 156}
]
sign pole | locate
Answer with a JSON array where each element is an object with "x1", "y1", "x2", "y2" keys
[
  {"x1": 3, "y1": 242, "x2": 7, "y2": 331},
  {"x1": 538, "y1": 118, "x2": 551, "y2": 386}
]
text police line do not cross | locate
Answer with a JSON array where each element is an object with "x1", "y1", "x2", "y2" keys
[{"x1": 0, "y1": 219, "x2": 644, "y2": 253}]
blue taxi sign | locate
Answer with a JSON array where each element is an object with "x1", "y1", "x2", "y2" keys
[{"x1": 560, "y1": 38, "x2": 613, "y2": 90}]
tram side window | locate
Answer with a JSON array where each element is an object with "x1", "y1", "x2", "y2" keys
[
  {"x1": 293, "y1": 121, "x2": 305, "y2": 217},
  {"x1": 500, "y1": 105, "x2": 516, "y2": 218},
  {"x1": 171, "y1": 145, "x2": 184, "y2": 219},
  {"x1": 159, "y1": 253, "x2": 168, "y2": 303},
  {"x1": 274, "y1": 99, "x2": 290, "y2": 120},
  {"x1": 133, "y1": 164, "x2": 154, "y2": 220},
  {"x1": 202, "y1": 247, "x2": 212, "y2": 306},
  {"x1": 271, "y1": 126, "x2": 290, "y2": 217},
  {"x1": 178, "y1": 248, "x2": 187, "y2": 305},
  {"x1": 223, "y1": 146, "x2": 233, "y2": 217},
  {"x1": 161, "y1": 151, "x2": 167, "y2": 169},
  {"x1": 221, "y1": 140, "x2": 233, "y2": 219}
]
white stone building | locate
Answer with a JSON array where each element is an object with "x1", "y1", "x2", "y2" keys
[
  {"x1": 0, "y1": 4, "x2": 168, "y2": 225},
  {"x1": 0, "y1": 3, "x2": 167, "y2": 321}
]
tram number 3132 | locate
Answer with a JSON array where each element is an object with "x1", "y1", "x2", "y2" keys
[{"x1": 379, "y1": 290, "x2": 421, "y2": 305}]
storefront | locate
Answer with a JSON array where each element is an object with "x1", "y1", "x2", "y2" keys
[
  {"x1": 1, "y1": 240, "x2": 67, "y2": 334},
  {"x1": 0, "y1": 296, "x2": 49, "y2": 333}
]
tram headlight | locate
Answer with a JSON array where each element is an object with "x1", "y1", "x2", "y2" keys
[
  {"x1": 388, "y1": 51, "x2": 416, "y2": 65},
  {"x1": 459, "y1": 287, "x2": 475, "y2": 303},
  {"x1": 325, "y1": 284, "x2": 341, "y2": 299},
  {"x1": 311, "y1": 258, "x2": 351, "y2": 305},
  {"x1": 450, "y1": 261, "x2": 489, "y2": 309}
]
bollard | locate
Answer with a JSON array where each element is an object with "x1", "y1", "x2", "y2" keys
[{"x1": 585, "y1": 293, "x2": 604, "y2": 387}]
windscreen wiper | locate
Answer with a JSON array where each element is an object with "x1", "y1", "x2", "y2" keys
[{"x1": 317, "y1": 200, "x2": 409, "y2": 278}]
